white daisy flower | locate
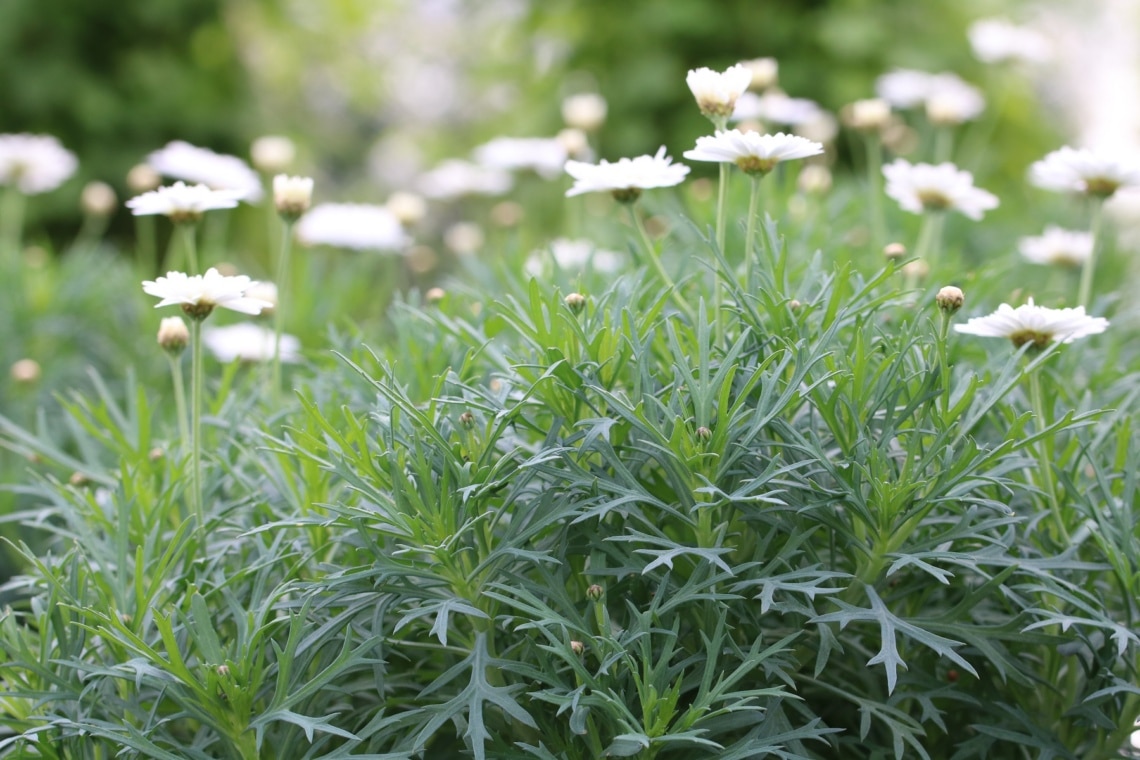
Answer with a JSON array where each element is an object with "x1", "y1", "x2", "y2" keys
[
  {"x1": 142, "y1": 268, "x2": 274, "y2": 320},
  {"x1": 883, "y1": 159, "x2": 999, "y2": 219},
  {"x1": 875, "y1": 69, "x2": 935, "y2": 109},
  {"x1": 968, "y1": 18, "x2": 1051, "y2": 65},
  {"x1": 0, "y1": 134, "x2": 78, "y2": 194},
  {"x1": 924, "y1": 74, "x2": 985, "y2": 125},
  {"x1": 684, "y1": 130, "x2": 824, "y2": 176},
  {"x1": 1029, "y1": 146, "x2": 1140, "y2": 199},
  {"x1": 687, "y1": 64, "x2": 753, "y2": 119},
  {"x1": 732, "y1": 91, "x2": 823, "y2": 126},
  {"x1": 954, "y1": 297, "x2": 1108, "y2": 348},
  {"x1": 125, "y1": 181, "x2": 243, "y2": 223},
  {"x1": 146, "y1": 140, "x2": 263, "y2": 202},
  {"x1": 1018, "y1": 226, "x2": 1094, "y2": 267},
  {"x1": 272, "y1": 174, "x2": 313, "y2": 219},
  {"x1": 841, "y1": 98, "x2": 893, "y2": 132},
  {"x1": 416, "y1": 159, "x2": 513, "y2": 200},
  {"x1": 474, "y1": 136, "x2": 568, "y2": 179},
  {"x1": 295, "y1": 203, "x2": 411, "y2": 252},
  {"x1": 203, "y1": 323, "x2": 301, "y2": 363},
  {"x1": 564, "y1": 146, "x2": 690, "y2": 201}
]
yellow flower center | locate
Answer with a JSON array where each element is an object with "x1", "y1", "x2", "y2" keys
[
  {"x1": 736, "y1": 156, "x2": 777, "y2": 176},
  {"x1": 917, "y1": 190, "x2": 952, "y2": 211},
  {"x1": 1009, "y1": 329, "x2": 1053, "y2": 349}
]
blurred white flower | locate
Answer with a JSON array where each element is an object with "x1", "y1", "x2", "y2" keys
[
  {"x1": 0, "y1": 134, "x2": 78, "y2": 194},
  {"x1": 443, "y1": 221, "x2": 484, "y2": 255},
  {"x1": 126, "y1": 163, "x2": 161, "y2": 193},
  {"x1": 684, "y1": 130, "x2": 824, "y2": 175},
  {"x1": 841, "y1": 98, "x2": 893, "y2": 132},
  {"x1": 561, "y1": 93, "x2": 608, "y2": 131},
  {"x1": 795, "y1": 111, "x2": 839, "y2": 145},
  {"x1": 156, "y1": 316, "x2": 189, "y2": 354},
  {"x1": 386, "y1": 191, "x2": 427, "y2": 225},
  {"x1": 526, "y1": 237, "x2": 624, "y2": 276},
  {"x1": 147, "y1": 141, "x2": 264, "y2": 202},
  {"x1": 875, "y1": 70, "x2": 984, "y2": 123},
  {"x1": 296, "y1": 203, "x2": 411, "y2": 252},
  {"x1": 954, "y1": 297, "x2": 1108, "y2": 347},
  {"x1": 557, "y1": 128, "x2": 592, "y2": 160},
  {"x1": 687, "y1": 64, "x2": 753, "y2": 119},
  {"x1": 740, "y1": 57, "x2": 778, "y2": 90},
  {"x1": 416, "y1": 159, "x2": 513, "y2": 199},
  {"x1": 1029, "y1": 146, "x2": 1140, "y2": 198},
  {"x1": 142, "y1": 268, "x2": 273, "y2": 319},
  {"x1": 969, "y1": 18, "x2": 1051, "y2": 64},
  {"x1": 883, "y1": 159, "x2": 999, "y2": 219},
  {"x1": 203, "y1": 323, "x2": 301, "y2": 363},
  {"x1": 126, "y1": 181, "x2": 242, "y2": 223},
  {"x1": 798, "y1": 164, "x2": 833, "y2": 195},
  {"x1": 272, "y1": 174, "x2": 313, "y2": 219},
  {"x1": 564, "y1": 146, "x2": 690, "y2": 200},
  {"x1": 876, "y1": 69, "x2": 934, "y2": 109},
  {"x1": 243, "y1": 281, "x2": 278, "y2": 311},
  {"x1": 732, "y1": 92, "x2": 823, "y2": 126},
  {"x1": 250, "y1": 135, "x2": 296, "y2": 173},
  {"x1": 81, "y1": 181, "x2": 117, "y2": 216},
  {"x1": 474, "y1": 137, "x2": 567, "y2": 179},
  {"x1": 1018, "y1": 226, "x2": 1094, "y2": 266}
]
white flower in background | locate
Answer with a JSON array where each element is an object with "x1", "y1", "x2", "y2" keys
[
  {"x1": 883, "y1": 159, "x2": 999, "y2": 219},
  {"x1": 203, "y1": 323, "x2": 301, "y2": 363},
  {"x1": 924, "y1": 74, "x2": 986, "y2": 125},
  {"x1": 557, "y1": 128, "x2": 592, "y2": 160},
  {"x1": 81, "y1": 181, "x2": 117, "y2": 216},
  {"x1": 295, "y1": 203, "x2": 411, "y2": 252},
  {"x1": 272, "y1": 174, "x2": 313, "y2": 219},
  {"x1": 0, "y1": 134, "x2": 78, "y2": 194},
  {"x1": 1019, "y1": 226, "x2": 1094, "y2": 266},
  {"x1": 954, "y1": 297, "x2": 1108, "y2": 347},
  {"x1": 386, "y1": 191, "x2": 427, "y2": 225},
  {"x1": 142, "y1": 268, "x2": 274, "y2": 319},
  {"x1": 841, "y1": 98, "x2": 893, "y2": 133},
  {"x1": 740, "y1": 57, "x2": 778, "y2": 90},
  {"x1": 126, "y1": 163, "x2": 161, "y2": 193},
  {"x1": 250, "y1": 135, "x2": 296, "y2": 173},
  {"x1": 474, "y1": 137, "x2": 568, "y2": 179},
  {"x1": 687, "y1": 64, "x2": 753, "y2": 119},
  {"x1": 561, "y1": 93, "x2": 608, "y2": 131},
  {"x1": 685, "y1": 130, "x2": 824, "y2": 176},
  {"x1": 732, "y1": 91, "x2": 823, "y2": 126},
  {"x1": 243, "y1": 281, "x2": 278, "y2": 311},
  {"x1": 798, "y1": 164, "x2": 833, "y2": 195},
  {"x1": 416, "y1": 159, "x2": 513, "y2": 199},
  {"x1": 1029, "y1": 146, "x2": 1140, "y2": 198},
  {"x1": 525, "y1": 238, "x2": 624, "y2": 277},
  {"x1": 443, "y1": 221, "x2": 484, "y2": 255},
  {"x1": 795, "y1": 111, "x2": 839, "y2": 145},
  {"x1": 969, "y1": 18, "x2": 1051, "y2": 64},
  {"x1": 147, "y1": 140, "x2": 263, "y2": 202},
  {"x1": 564, "y1": 146, "x2": 690, "y2": 200},
  {"x1": 126, "y1": 181, "x2": 242, "y2": 223},
  {"x1": 876, "y1": 69, "x2": 934, "y2": 109}
]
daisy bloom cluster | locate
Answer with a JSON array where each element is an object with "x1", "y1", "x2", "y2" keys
[
  {"x1": 883, "y1": 159, "x2": 998, "y2": 219},
  {"x1": 1029, "y1": 146, "x2": 1140, "y2": 199},
  {"x1": 1018, "y1": 226, "x2": 1094, "y2": 267},
  {"x1": 295, "y1": 203, "x2": 410, "y2": 252},
  {"x1": 875, "y1": 70, "x2": 984, "y2": 125},
  {"x1": 142, "y1": 268, "x2": 273, "y2": 320},
  {"x1": 0, "y1": 133, "x2": 78, "y2": 194},
  {"x1": 968, "y1": 18, "x2": 1051, "y2": 64},
  {"x1": 685, "y1": 130, "x2": 824, "y2": 176},
  {"x1": 564, "y1": 146, "x2": 690, "y2": 202},
  {"x1": 687, "y1": 64, "x2": 753, "y2": 120},
  {"x1": 954, "y1": 298, "x2": 1108, "y2": 348},
  {"x1": 147, "y1": 140, "x2": 263, "y2": 202},
  {"x1": 474, "y1": 137, "x2": 568, "y2": 179},
  {"x1": 203, "y1": 323, "x2": 301, "y2": 363},
  {"x1": 126, "y1": 181, "x2": 242, "y2": 223}
]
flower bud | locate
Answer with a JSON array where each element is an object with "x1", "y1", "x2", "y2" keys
[
  {"x1": 586, "y1": 584, "x2": 604, "y2": 601},
  {"x1": 562, "y1": 93, "x2": 608, "y2": 132},
  {"x1": 936, "y1": 285, "x2": 964, "y2": 314},
  {"x1": 797, "y1": 164, "x2": 832, "y2": 195},
  {"x1": 841, "y1": 98, "x2": 892, "y2": 133},
  {"x1": 69, "y1": 471, "x2": 90, "y2": 488},
  {"x1": 273, "y1": 175, "x2": 313, "y2": 220},
  {"x1": 425, "y1": 287, "x2": 446, "y2": 304},
  {"x1": 444, "y1": 222, "x2": 484, "y2": 255},
  {"x1": 126, "y1": 164, "x2": 161, "y2": 193},
  {"x1": 564, "y1": 292, "x2": 586, "y2": 313},
  {"x1": 570, "y1": 640, "x2": 585, "y2": 656},
  {"x1": 883, "y1": 242, "x2": 907, "y2": 260},
  {"x1": 788, "y1": 299, "x2": 802, "y2": 311},
  {"x1": 459, "y1": 411, "x2": 475, "y2": 429},
  {"x1": 157, "y1": 316, "x2": 190, "y2": 354},
  {"x1": 81, "y1": 181, "x2": 117, "y2": 216},
  {"x1": 148, "y1": 447, "x2": 165, "y2": 462},
  {"x1": 251, "y1": 135, "x2": 296, "y2": 174},
  {"x1": 10, "y1": 358, "x2": 41, "y2": 384},
  {"x1": 557, "y1": 128, "x2": 590, "y2": 159},
  {"x1": 741, "y1": 57, "x2": 778, "y2": 90},
  {"x1": 386, "y1": 191, "x2": 427, "y2": 226},
  {"x1": 695, "y1": 426, "x2": 712, "y2": 442}
]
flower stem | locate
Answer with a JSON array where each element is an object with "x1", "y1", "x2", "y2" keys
[
  {"x1": 1077, "y1": 199, "x2": 1104, "y2": 309},
  {"x1": 1027, "y1": 366, "x2": 1068, "y2": 543},
  {"x1": 743, "y1": 174, "x2": 762, "y2": 291},
  {"x1": 864, "y1": 135, "x2": 886, "y2": 252},
  {"x1": 913, "y1": 211, "x2": 944, "y2": 266},
  {"x1": 189, "y1": 318, "x2": 205, "y2": 543},
  {"x1": 933, "y1": 125, "x2": 954, "y2": 163},
  {"x1": 179, "y1": 223, "x2": 200, "y2": 275},
  {"x1": 167, "y1": 353, "x2": 190, "y2": 446},
  {"x1": 136, "y1": 215, "x2": 157, "y2": 276},
  {"x1": 936, "y1": 310, "x2": 953, "y2": 420},
  {"x1": 272, "y1": 219, "x2": 295, "y2": 399},
  {"x1": 628, "y1": 203, "x2": 695, "y2": 323},
  {"x1": 0, "y1": 186, "x2": 25, "y2": 264}
]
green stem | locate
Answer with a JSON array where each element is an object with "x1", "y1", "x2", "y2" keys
[
  {"x1": 272, "y1": 219, "x2": 295, "y2": 399},
  {"x1": 913, "y1": 211, "x2": 944, "y2": 265},
  {"x1": 179, "y1": 223, "x2": 200, "y2": 275},
  {"x1": 933, "y1": 125, "x2": 954, "y2": 163},
  {"x1": 1027, "y1": 367, "x2": 1068, "y2": 543},
  {"x1": 627, "y1": 203, "x2": 696, "y2": 323},
  {"x1": 714, "y1": 158, "x2": 730, "y2": 349},
  {"x1": 189, "y1": 318, "x2": 205, "y2": 543},
  {"x1": 743, "y1": 173, "x2": 762, "y2": 292},
  {"x1": 937, "y1": 310, "x2": 952, "y2": 420},
  {"x1": 864, "y1": 135, "x2": 886, "y2": 252},
  {"x1": 136, "y1": 215, "x2": 157, "y2": 276},
  {"x1": 1, "y1": 186, "x2": 26, "y2": 263},
  {"x1": 1078, "y1": 199, "x2": 1104, "y2": 309},
  {"x1": 167, "y1": 353, "x2": 190, "y2": 446}
]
